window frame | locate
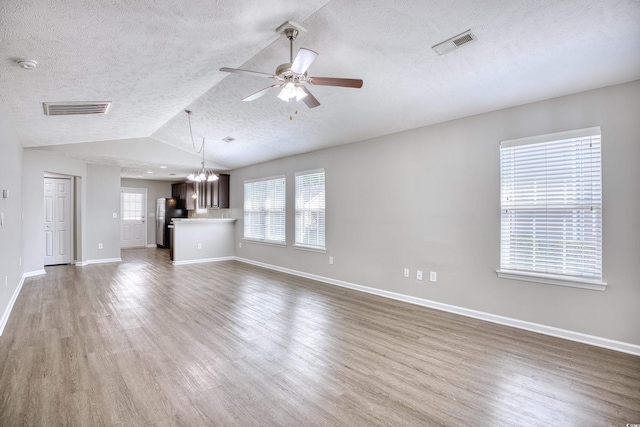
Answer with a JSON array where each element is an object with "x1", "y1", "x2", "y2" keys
[
  {"x1": 496, "y1": 127, "x2": 607, "y2": 291},
  {"x1": 243, "y1": 175, "x2": 287, "y2": 246},
  {"x1": 294, "y1": 168, "x2": 326, "y2": 252}
]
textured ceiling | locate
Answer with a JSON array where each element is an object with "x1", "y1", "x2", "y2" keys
[{"x1": 1, "y1": 0, "x2": 639, "y2": 180}]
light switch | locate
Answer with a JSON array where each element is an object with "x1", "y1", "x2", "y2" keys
[
  {"x1": 2, "y1": 190, "x2": 8, "y2": 199},
  {"x1": 0, "y1": 212, "x2": 4, "y2": 226}
]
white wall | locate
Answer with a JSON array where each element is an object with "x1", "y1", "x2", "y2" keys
[
  {"x1": 230, "y1": 80, "x2": 640, "y2": 346},
  {"x1": 120, "y1": 178, "x2": 172, "y2": 246},
  {"x1": 0, "y1": 100, "x2": 24, "y2": 332}
]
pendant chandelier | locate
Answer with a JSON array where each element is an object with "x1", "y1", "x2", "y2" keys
[{"x1": 185, "y1": 110, "x2": 218, "y2": 182}]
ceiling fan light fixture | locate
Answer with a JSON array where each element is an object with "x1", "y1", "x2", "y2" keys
[
  {"x1": 277, "y1": 87, "x2": 291, "y2": 102},
  {"x1": 220, "y1": 24, "x2": 363, "y2": 109},
  {"x1": 295, "y1": 86, "x2": 308, "y2": 102}
]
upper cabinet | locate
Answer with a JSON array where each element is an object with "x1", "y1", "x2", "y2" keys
[
  {"x1": 172, "y1": 174, "x2": 229, "y2": 210},
  {"x1": 213, "y1": 174, "x2": 230, "y2": 209},
  {"x1": 171, "y1": 182, "x2": 186, "y2": 200}
]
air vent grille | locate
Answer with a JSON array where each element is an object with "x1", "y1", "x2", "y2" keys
[
  {"x1": 432, "y1": 30, "x2": 477, "y2": 56},
  {"x1": 43, "y1": 101, "x2": 111, "y2": 116}
]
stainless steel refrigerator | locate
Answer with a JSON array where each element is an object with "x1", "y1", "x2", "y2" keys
[{"x1": 156, "y1": 198, "x2": 188, "y2": 248}]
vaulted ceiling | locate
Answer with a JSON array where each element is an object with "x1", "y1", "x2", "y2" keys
[{"x1": 2, "y1": 0, "x2": 639, "y2": 180}]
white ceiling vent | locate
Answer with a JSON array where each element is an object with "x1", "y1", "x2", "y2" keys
[
  {"x1": 43, "y1": 101, "x2": 111, "y2": 116},
  {"x1": 432, "y1": 30, "x2": 477, "y2": 56}
]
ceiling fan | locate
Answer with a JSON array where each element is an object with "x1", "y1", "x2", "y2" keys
[{"x1": 220, "y1": 24, "x2": 363, "y2": 109}]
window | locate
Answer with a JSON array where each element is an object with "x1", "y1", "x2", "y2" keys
[
  {"x1": 244, "y1": 176, "x2": 286, "y2": 245},
  {"x1": 295, "y1": 169, "x2": 326, "y2": 250},
  {"x1": 498, "y1": 127, "x2": 605, "y2": 290},
  {"x1": 121, "y1": 192, "x2": 144, "y2": 220}
]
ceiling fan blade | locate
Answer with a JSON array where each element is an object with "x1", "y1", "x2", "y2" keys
[
  {"x1": 220, "y1": 67, "x2": 277, "y2": 79},
  {"x1": 300, "y1": 86, "x2": 320, "y2": 108},
  {"x1": 307, "y1": 77, "x2": 363, "y2": 88},
  {"x1": 290, "y1": 48, "x2": 318, "y2": 74},
  {"x1": 242, "y1": 84, "x2": 282, "y2": 102}
]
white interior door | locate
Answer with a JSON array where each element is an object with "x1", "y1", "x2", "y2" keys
[
  {"x1": 121, "y1": 188, "x2": 147, "y2": 248},
  {"x1": 44, "y1": 177, "x2": 72, "y2": 266}
]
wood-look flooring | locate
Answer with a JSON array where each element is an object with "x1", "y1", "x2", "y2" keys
[{"x1": 0, "y1": 248, "x2": 638, "y2": 426}]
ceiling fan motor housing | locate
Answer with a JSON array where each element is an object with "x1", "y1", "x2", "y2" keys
[{"x1": 276, "y1": 63, "x2": 293, "y2": 76}]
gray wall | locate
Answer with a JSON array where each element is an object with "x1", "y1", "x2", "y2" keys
[
  {"x1": 0, "y1": 100, "x2": 24, "y2": 327},
  {"x1": 121, "y1": 178, "x2": 172, "y2": 246},
  {"x1": 230, "y1": 80, "x2": 640, "y2": 346},
  {"x1": 22, "y1": 152, "x2": 122, "y2": 269},
  {"x1": 22, "y1": 150, "x2": 87, "y2": 272},
  {"x1": 85, "y1": 164, "x2": 121, "y2": 260}
]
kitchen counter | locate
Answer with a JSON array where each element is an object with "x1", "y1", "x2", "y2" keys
[
  {"x1": 171, "y1": 218, "x2": 236, "y2": 223},
  {"x1": 170, "y1": 218, "x2": 237, "y2": 265}
]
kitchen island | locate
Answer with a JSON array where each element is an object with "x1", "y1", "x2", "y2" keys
[{"x1": 169, "y1": 218, "x2": 236, "y2": 265}]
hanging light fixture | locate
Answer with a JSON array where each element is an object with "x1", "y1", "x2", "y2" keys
[
  {"x1": 277, "y1": 78, "x2": 308, "y2": 103},
  {"x1": 185, "y1": 110, "x2": 219, "y2": 182}
]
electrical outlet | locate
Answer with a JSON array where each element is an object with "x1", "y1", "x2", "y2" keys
[
  {"x1": 5, "y1": 276, "x2": 7, "y2": 288},
  {"x1": 239, "y1": 241, "x2": 242, "y2": 248},
  {"x1": 430, "y1": 271, "x2": 437, "y2": 282},
  {"x1": 416, "y1": 270, "x2": 423, "y2": 280},
  {"x1": 329, "y1": 256, "x2": 334, "y2": 265},
  {"x1": 98, "y1": 243, "x2": 103, "y2": 249},
  {"x1": 197, "y1": 243, "x2": 202, "y2": 249},
  {"x1": 403, "y1": 268, "x2": 409, "y2": 277},
  {"x1": 112, "y1": 212, "x2": 118, "y2": 219},
  {"x1": 0, "y1": 212, "x2": 4, "y2": 226}
]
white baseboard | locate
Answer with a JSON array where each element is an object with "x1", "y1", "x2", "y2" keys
[
  {"x1": 76, "y1": 258, "x2": 122, "y2": 266},
  {"x1": 234, "y1": 257, "x2": 640, "y2": 356},
  {"x1": 0, "y1": 270, "x2": 45, "y2": 336},
  {"x1": 24, "y1": 269, "x2": 46, "y2": 278},
  {"x1": 173, "y1": 256, "x2": 235, "y2": 266},
  {"x1": 146, "y1": 244, "x2": 157, "y2": 248}
]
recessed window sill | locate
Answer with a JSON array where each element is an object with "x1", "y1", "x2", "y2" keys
[
  {"x1": 242, "y1": 239, "x2": 286, "y2": 248},
  {"x1": 293, "y1": 244, "x2": 327, "y2": 253},
  {"x1": 496, "y1": 269, "x2": 607, "y2": 291}
]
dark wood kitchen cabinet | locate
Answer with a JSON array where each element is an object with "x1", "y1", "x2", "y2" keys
[
  {"x1": 171, "y1": 182, "x2": 185, "y2": 199},
  {"x1": 212, "y1": 174, "x2": 230, "y2": 209},
  {"x1": 172, "y1": 182, "x2": 197, "y2": 209},
  {"x1": 172, "y1": 175, "x2": 228, "y2": 209}
]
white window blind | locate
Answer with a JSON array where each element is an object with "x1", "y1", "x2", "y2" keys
[
  {"x1": 295, "y1": 169, "x2": 325, "y2": 250},
  {"x1": 499, "y1": 127, "x2": 603, "y2": 285},
  {"x1": 244, "y1": 176, "x2": 286, "y2": 245}
]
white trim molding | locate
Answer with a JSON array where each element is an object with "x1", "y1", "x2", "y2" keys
[
  {"x1": 172, "y1": 256, "x2": 235, "y2": 266},
  {"x1": 234, "y1": 257, "x2": 640, "y2": 356},
  {"x1": 77, "y1": 258, "x2": 122, "y2": 266},
  {"x1": 146, "y1": 244, "x2": 157, "y2": 248},
  {"x1": 496, "y1": 269, "x2": 607, "y2": 291},
  {"x1": 24, "y1": 269, "x2": 46, "y2": 278},
  {"x1": 0, "y1": 270, "x2": 45, "y2": 336}
]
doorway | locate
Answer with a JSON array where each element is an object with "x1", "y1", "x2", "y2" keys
[
  {"x1": 120, "y1": 187, "x2": 147, "y2": 248},
  {"x1": 44, "y1": 177, "x2": 73, "y2": 265}
]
